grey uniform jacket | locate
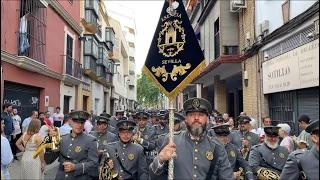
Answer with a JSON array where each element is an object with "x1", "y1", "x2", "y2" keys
[
  {"x1": 153, "y1": 125, "x2": 169, "y2": 138},
  {"x1": 89, "y1": 131, "x2": 118, "y2": 177},
  {"x1": 280, "y1": 146, "x2": 319, "y2": 180},
  {"x1": 138, "y1": 126, "x2": 156, "y2": 151},
  {"x1": 225, "y1": 143, "x2": 254, "y2": 180},
  {"x1": 109, "y1": 117, "x2": 119, "y2": 128},
  {"x1": 44, "y1": 132, "x2": 99, "y2": 180},
  {"x1": 100, "y1": 141, "x2": 149, "y2": 180},
  {"x1": 229, "y1": 131, "x2": 259, "y2": 149},
  {"x1": 149, "y1": 131, "x2": 234, "y2": 180},
  {"x1": 248, "y1": 143, "x2": 289, "y2": 175}
]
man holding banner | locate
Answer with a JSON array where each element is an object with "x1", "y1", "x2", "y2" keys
[{"x1": 143, "y1": 0, "x2": 234, "y2": 179}]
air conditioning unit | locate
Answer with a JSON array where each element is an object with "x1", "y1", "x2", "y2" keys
[
  {"x1": 256, "y1": 23, "x2": 263, "y2": 37},
  {"x1": 262, "y1": 20, "x2": 269, "y2": 33},
  {"x1": 230, "y1": 0, "x2": 247, "y2": 12},
  {"x1": 315, "y1": 19, "x2": 319, "y2": 35}
]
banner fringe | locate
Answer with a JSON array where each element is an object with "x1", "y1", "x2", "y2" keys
[{"x1": 143, "y1": 60, "x2": 206, "y2": 101}]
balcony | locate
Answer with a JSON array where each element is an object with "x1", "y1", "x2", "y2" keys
[
  {"x1": 16, "y1": 0, "x2": 47, "y2": 71},
  {"x1": 81, "y1": 9, "x2": 98, "y2": 34},
  {"x1": 106, "y1": 72, "x2": 113, "y2": 87},
  {"x1": 61, "y1": 55, "x2": 82, "y2": 85},
  {"x1": 96, "y1": 65, "x2": 107, "y2": 85},
  {"x1": 83, "y1": 56, "x2": 97, "y2": 80},
  {"x1": 105, "y1": 27, "x2": 115, "y2": 57}
]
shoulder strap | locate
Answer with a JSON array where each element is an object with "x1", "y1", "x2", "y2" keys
[
  {"x1": 32, "y1": 134, "x2": 36, "y2": 143},
  {"x1": 295, "y1": 153, "x2": 307, "y2": 180},
  {"x1": 258, "y1": 149, "x2": 283, "y2": 172},
  {"x1": 115, "y1": 145, "x2": 133, "y2": 177},
  {"x1": 206, "y1": 143, "x2": 222, "y2": 180}
]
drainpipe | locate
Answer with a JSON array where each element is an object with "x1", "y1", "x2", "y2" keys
[{"x1": 257, "y1": 52, "x2": 262, "y2": 127}]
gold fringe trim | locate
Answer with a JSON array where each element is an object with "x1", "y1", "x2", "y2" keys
[{"x1": 143, "y1": 60, "x2": 206, "y2": 101}]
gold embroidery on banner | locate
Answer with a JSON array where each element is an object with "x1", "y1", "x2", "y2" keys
[{"x1": 151, "y1": 63, "x2": 191, "y2": 82}]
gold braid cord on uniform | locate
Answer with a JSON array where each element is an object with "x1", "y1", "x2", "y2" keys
[{"x1": 257, "y1": 168, "x2": 280, "y2": 180}]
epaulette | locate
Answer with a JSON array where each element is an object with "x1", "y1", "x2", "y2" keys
[
  {"x1": 292, "y1": 149, "x2": 307, "y2": 156},
  {"x1": 251, "y1": 144, "x2": 262, "y2": 150},
  {"x1": 209, "y1": 136, "x2": 224, "y2": 146}
]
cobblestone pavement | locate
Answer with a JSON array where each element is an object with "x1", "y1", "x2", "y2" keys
[{"x1": 8, "y1": 152, "x2": 59, "y2": 180}]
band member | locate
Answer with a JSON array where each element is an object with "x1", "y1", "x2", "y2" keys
[
  {"x1": 100, "y1": 113, "x2": 117, "y2": 135},
  {"x1": 280, "y1": 119, "x2": 319, "y2": 180},
  {"x1": 155, "y1": 112, "x2": 184, "y2": 151},
  {"x1": 132, "y1": 111, "x2": 156, "y2": 166},
  {"x1": 153, "y1": 113, "x2": 169, "y2": 138},
  {"x1": 249, "y1": 126, "x2": 289, "y2": 179},
  {"x1": 149, "y1": 98, "x2": 234, "y2": 179},
  {"x1": 109, "y1": 110, "x2": 125, "y2": 128},
  {"x1": 44, "y1": 110, "x2": 99, "y2": 180},
  {"x1": 88, "y1": 116, "x2": 117, "y2": 179},
  {"x1": 213, "y1": 124, "x2": 254, "y2": 180},
  {"x1": 100, "y1": 120, "x2": 149, "y2": 180},
  {"x1": 229, "y1": 116, "x2": 259, "y2": 160}
]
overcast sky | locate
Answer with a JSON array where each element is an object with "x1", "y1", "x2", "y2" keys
[{"x1": 109, "y1": 1, "x2": 164, "y2": 74}]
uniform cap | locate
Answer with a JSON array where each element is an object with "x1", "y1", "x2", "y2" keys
[
  {"x1": 100, "y1": 113, "x2": 111, "y2": 118},
  {"x1": 237, "y1": 115, "x2": 251, "y2": 124},
  {"x1": 213, "y1": 124, "x2": 231, "y2": 136},
  {"x1": 121, "y1": 117, "x2": 129, "y2": 121},
  {"x1": 68, "y1": 110, "x2": 89, "y2": 123},
  {"x1": 135, "y1": 112, "x2": 150, "y2": 119},
  {"x1": 164, "y1": 113, "x2": 185, "y2": 124},
  {"x1": 305, "y1": 119, "x2": 319, "y2": 134},
  {"x1": 183, "y1": 98, "x2": 212, "y2": 115},
  {"x1": 116, "y1": 120, "x2": 136, "y2": 131},
  {"x1": 264, "y1": 126, "x2": 280, "y2": 136},
  {"x1": 157, "y1": 113, "x2": 166, "y2": 120},
  {"x1": 115, "y1": 110, "x2": 124, "y2": 115},
  {"x1": 96, "y1": 116, "x2": 109, "y2": 124}
]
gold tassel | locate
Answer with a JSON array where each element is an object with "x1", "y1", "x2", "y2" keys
[
  {"x1": 168, "y1": 0, "x2": 173, "y2": 7},
  {"x1": 143, "y1": 60, "x2": 206, "y2": 100},
  {"x1": 33, "y1": 143, "x2": 52, "y2": 159}
]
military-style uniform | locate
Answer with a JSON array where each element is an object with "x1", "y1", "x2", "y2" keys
[
  {"x1": 153, "y1": 124, "x2": 169, "y2": 137},
  {"x1": 149, "y1": 98, "x2": 234, "y2": 180},
  {"x1": 100, "y1": 120, "x2": 148, "y2": 180},
  {"x1": 44, "y1": 111, "x2": 99, "y2": 180},
  {"x1": 280, "y1": 119, "x2": 319, "y2": 180},
  {"x1": 109, "y1": 110, "x2": 124, "y2": 128},
  {"x1": 249, "y1": 126, "x2": 289, "y2": 179}
]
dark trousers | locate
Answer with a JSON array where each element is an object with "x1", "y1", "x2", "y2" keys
[
  {"x1": 54, "y1": 121, "x2": 61, "y2": 127},
  {"x1": 10, "y1": 133, "x2": 22, "y2": 156}
]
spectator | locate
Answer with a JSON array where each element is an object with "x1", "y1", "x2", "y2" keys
[
  {"x1": 52, "y1": 107, "x2": 64, "y2": 127},
  {"x1": 11, "y1": 108, "x2": 22, "y2": 161},
  {"x1": 249, "y1": 118, "x2": 258, "y2": 134},
  {"x1": 90, "y1": 110, "x2": 97, "y2": 130},
  {"x1": 277, "y1": 123, "x2": 294, "y2": 152},
  {"x1": 59, "y1": 115, "x2": 72, "y2": 136},
  {"x1": 223, "y1": 113, "x2": 229, "y2": 122},
  {"x1": 16, "y1": 119, "x2": 45, "y2": 179},
  {"x1": 22, "y1": 111, "x2": 38, "y2": 134},
  {"x1": 293, "y1": 115, "x2": 313, "y2": 150},
  {"x1": 44, "y1": 111, "x2": 53, "y2": 124},
  {"x1": 228, "y1": 117, "x2": 236, "y2": 130},
  {"x1": 84, "y1": 115, "x2": 93, "y2": 135},
  {"x1": 1, "y1": 115, "x2": 13, "y2": 180},
  {"x1": 240, "y1": 112, "x2": 247, "y2": 116},
  {"x1": 257, "y1": 117, "x2": 271, "y2": 142},
  {"x1": 2, "y1": 103, "x2": 14, "y2": 141},
  {"x1": 39, "y1": 112, "x2": 51, "y2": 140}
]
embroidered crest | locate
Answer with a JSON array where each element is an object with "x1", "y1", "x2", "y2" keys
[
  {"x1": 205, "y1": 151, "x2": 213, "y2": 161},
  {"x1": 103, "y1": 140, "x2": 107, "y2": 145},
  {"x1": 144, "y1": 135, "x2": 149, "y2": 140},
  {"x1": 230, "y1": 151, "x2": 236, "y2": 157},
  {"x1": 78, "y1": 111, "x2": 85, "y2": 119},
  {"x1": 279, "y1": 152, "x2": 285, "y2": 159},
  {"x1": 75, "y1": 146, "x2": 82, "y2": 153},
  {"x1": 247, "y1": 136, "x2": 251, "y2": 141},
  {"x1": 128, "y1": 153, "x2": 135, "y2": 160},
  {"x1": 192, "y1": 99, "x2": 200, "y2": 108}
]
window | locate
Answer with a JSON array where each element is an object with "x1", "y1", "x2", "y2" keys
[
  {"x1": 84, "y1": 36, "x2": 99, "y2": 59},
  {"x1": 68, "y1": 0, "x2": 73, "y2": 4},
  {"x1": 66, "y1": 34, "x2": 74, "y2": 76},
  {"x1": 114, "y1": 39, "x2": 119, "y2": 49},
  {"x1": 66, "y1": 35, "x2": 73, "y2": 58},
  {"x1": 85, "y1": 0, "x2": 99, "y2": 16},
  {"x1": 214, "y1": 18, "x2": 220, "y2": 59}
]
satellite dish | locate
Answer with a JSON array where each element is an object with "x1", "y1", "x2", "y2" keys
[{"x1": 172, "y1": 1, "x2": 179, "y2": 9}]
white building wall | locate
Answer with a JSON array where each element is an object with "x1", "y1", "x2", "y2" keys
[
  {"x1": 60, "y1": 82, "x2": 75, "y2": 113},
  {"x1": 91, "y1": 81, "x2": 103, "y2": 115},
  {"x1": 255, "y1": 0, "x2": 317, "y2": 37}
]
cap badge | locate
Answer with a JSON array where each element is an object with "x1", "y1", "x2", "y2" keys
[
  {"x1": 78, "y1": 112, "x2": 85, "y2": 119},
  {"x1": 279, "y1": 152, "x2": 284, "y2": 159},
  {"x1": 206, "y1": 151, "x2": 213, "y2": 161},
  {"x1": 128, "y1": 153, "x2": 135, "y2": 160},
  {"x1": 192, "y1": 99, "x2": 200, "y2": 108}
]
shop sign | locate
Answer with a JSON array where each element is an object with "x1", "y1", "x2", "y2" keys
[{"x1": 262, "y1": 39, "x2": 319, "y2": 94}]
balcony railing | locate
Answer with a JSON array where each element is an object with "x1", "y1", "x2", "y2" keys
[
  {"x1": 63, "y1": 55, "x2": 82, "y2": 79},
  {"x1": 17, "y1": 0, "x2": 47, "y2": 64},
  {"x1": 97, "y1": 27, "x2": 102, "y2": 38},
  {"x1": 223, "y1": 45, "x2": 239, "y2": 55},
  {"x1": 96, "y1": 66, "x2": 106, "y2": 78}
]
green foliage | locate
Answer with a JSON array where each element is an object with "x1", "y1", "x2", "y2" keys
[{"x1": 137, "y1": 71, "x2": 163, "y2": 106}]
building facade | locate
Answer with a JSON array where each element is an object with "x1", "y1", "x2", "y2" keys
[{"x1": 1, "y1": 0, "x2": 83, "y2": 118}]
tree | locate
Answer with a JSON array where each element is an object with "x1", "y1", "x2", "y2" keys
[{"x1": 137, "y1": 71, "x2": 163, "y2": 107}]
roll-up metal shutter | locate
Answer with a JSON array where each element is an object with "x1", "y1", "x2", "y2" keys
[
  {"x1": 3, "y1": 81, "x2": 40, "y2": 120},
  {"x1": 297, "y1": 87, "x2": 319, "y2": 121}
]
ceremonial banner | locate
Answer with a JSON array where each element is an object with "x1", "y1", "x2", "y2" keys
[{"x1": 143, "y1": 0, "x2": 206, "y2": 100}]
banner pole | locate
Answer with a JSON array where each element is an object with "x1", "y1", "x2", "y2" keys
[{"x1": 168, "y1": 99, "x2": 175, "y2": 180}]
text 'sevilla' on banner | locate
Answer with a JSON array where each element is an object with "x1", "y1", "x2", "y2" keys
[{"x1": 143, "y1": 0, "x2": 206, "y2": 100}]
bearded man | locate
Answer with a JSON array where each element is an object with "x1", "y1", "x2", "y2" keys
[
  {"x1": 149, "y1": 98, "x2": 233, "y2": 179},
  {"x1": 248, "y1": 126, "x2": 289, "y2": 180}
]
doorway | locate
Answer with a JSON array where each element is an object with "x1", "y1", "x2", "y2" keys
[
  {"x1": 63, "y1": 96, "x2": 70, "y2": 114},
  {"x1": 83, "y1": 95, "x2": 88, "y2": 111}
]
